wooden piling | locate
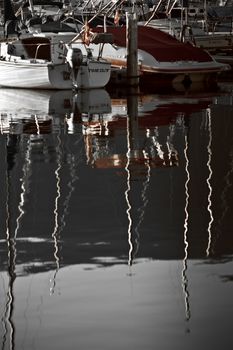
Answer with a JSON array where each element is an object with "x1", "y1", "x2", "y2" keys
[{"x1": 126, "y1": 12, "x2": 139, "y2": 87}]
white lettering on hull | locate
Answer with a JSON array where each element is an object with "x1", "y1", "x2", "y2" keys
[{"x1": 88, "y1": 68, "x2": 110, "y2": 73}]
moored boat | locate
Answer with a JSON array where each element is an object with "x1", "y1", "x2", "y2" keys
[
  {"x1": 71, "y1": 25, "x2": 231, "y2": 88},
  {"x1": 0, "y1": 31, "x2": 111, "y2": 90},
  {"x1": 0, "y1": 0, "x2": 111, "y2": 89}
]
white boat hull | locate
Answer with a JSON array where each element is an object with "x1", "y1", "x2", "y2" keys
[{"x1": 0, "y1": 56, "x2": 111, "y2": 90}]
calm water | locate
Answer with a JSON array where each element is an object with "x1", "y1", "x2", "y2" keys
[{"x1": 0, "y1": 82, "x2": 233, "y2": 349}]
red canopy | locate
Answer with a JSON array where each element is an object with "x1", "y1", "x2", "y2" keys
[{"x1": 93, "y1": 26, "x2": 212, "y2": 63}]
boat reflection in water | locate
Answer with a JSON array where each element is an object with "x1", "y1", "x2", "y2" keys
[{"x1": 0, "y1": 85, "x2": 233, "y2": 349}]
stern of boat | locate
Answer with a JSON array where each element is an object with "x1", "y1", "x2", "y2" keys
[{"x1": 76, "y1": 60, "x2": 111, "y2": 89}]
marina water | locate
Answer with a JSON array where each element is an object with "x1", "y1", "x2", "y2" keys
[{"x1": 0, "y1": 82, "x2": 233, "y2": 349}]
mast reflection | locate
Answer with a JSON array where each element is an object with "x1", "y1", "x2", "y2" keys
[
  {"x1": 125, "y1": 90, "x2": 140, "y2": 267},
  {"x1": 50, "y1": 133, "x2": 62, "y2": 295},
  {"x1": 206, "y1": 108, "x2": 213, "y2": 257},
  {"x1": 182, "y1": 127, "x2": 191, "y2": 327},
  {"x1": 2, "y1": 148, "x2": 16, "y2": 350},
  {"x1": 125, "y1": 90, "x2": 153, "y2": 266},
  {"x1": 1, "y1": 85, "x2": 230, "y2": 274},
  {"x1": 14, "y1": 139, "x2": 32, "y2": 240}
]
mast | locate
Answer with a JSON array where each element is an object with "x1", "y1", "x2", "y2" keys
[{"x1": 28, "y1": 0, "x2": 35, "y2": 16}]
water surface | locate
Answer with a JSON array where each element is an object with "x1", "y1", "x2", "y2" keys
[{"x1": 0, "y1": 83, "x2": 233, "y2": 349}]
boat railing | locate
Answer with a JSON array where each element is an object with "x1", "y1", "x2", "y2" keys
[{"x1": 34, "y1": 43, "x2": 48, "y2": 60}]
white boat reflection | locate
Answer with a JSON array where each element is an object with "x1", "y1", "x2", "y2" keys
[
  {"x1": 0, "y1": 88, "x2": 113, "y2": 136},
  {"x1": 75, "y1": 89, "x2": 112, "y2": 115},
  {"x1": 66, "y1": 89, "x2": 112, "y2": 133},
  {"x1": 0, "y1": 88, "x2": 74, "y2": 135}
]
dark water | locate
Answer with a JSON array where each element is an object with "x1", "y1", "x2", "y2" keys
[{"x1": 0, "y1": 82, "x2": 233, "y2": 349}]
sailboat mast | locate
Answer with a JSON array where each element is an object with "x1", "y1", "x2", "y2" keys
[{"x1": 28, "y1": 0, "x2": 35, "y2": 16}]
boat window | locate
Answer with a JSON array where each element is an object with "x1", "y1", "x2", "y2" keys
[{"x1": 21, "y1": 37, "x2": 51, "y2": 61}]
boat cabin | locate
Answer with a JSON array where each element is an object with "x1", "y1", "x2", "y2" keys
[{"x1": 0, "y1": 33, "x2": 75, "y2": 64}]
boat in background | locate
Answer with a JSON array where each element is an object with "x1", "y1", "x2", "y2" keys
[
  {"x1": 142, "y1": 1, "x2": 233, "y2": 71},
  {"x1": 71, "y1": 25, "x2": 230, "y2": 89}
]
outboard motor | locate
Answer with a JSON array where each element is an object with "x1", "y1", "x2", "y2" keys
[{"x1": 66, "y1": 48, "x2": 83, "y2": 86}]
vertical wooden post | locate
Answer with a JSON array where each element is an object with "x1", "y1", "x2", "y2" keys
[{"x1": 126, "y1": 12, "x2": 139, "y2": 87}]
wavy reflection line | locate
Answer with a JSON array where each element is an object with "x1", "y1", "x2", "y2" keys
[
  {"x1": 34, "y1": 115, "x2": 40, "y2": 135},
  {"x1": 167, "y1": 124, "x2": 176, "y2": 220},
  {"x1": 206, "y1": 109, "x2": 213, "y2": 257},
  {"x1": 84, "y1": 134, "x2": 93, "y2": 165},
  {"x1": 58, "y1": 154, "x2": 76, "y2": 235},
  {"x1": 14, "y1": 140, "x2": 31, "y2": 239},
  {"x1": 2, "y1": 274, "x2": 15, "y2": 350},
  {"x1": 50, "y1": 134, "x2": 62, "y2": 295},
  {"x1": 167, "y1": 124, "x2": 178, "y2": 166},
  {"x1": 1, "y1": 269, "x2": 8, "y2": 349},
  {"x1": 2, "y1": 170, "x2": 16, "y2": 350},
  {"x1": 166, "y1": 141, "x2": 173, "y2": 166},
  {"x1": 0, "y1": 114, "x2": 3, "y2": 134},
  {"x1": 182, "y1": 133, "x2": 191, "y2": 324},
  {"x1": 57, "y1": 136, "x2": 83, "y2": 236},
  {"x1": 0, "y1": 273, "x2": 7, "y2": 344},
  {"x1": 134, "y1": 151, "x2": 151, "y2": 259},
  {"x1": 125, "y1": 117, "x2": 133, "y2": 267},
  {"x1": 152, "y1": 126, "x2": 165, "y2": 164}
]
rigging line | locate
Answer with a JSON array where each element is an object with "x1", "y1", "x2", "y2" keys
[{"x1": 206, "y1": 108, "x2": 213, "y2": 257}]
